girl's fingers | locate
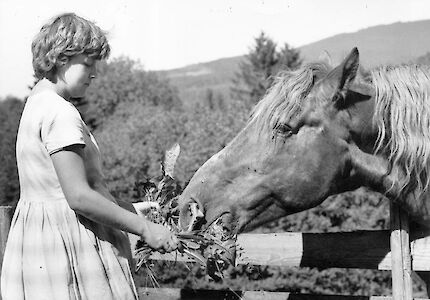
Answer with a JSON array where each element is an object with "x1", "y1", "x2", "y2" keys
[{"x1": 162, "y1": 237, "x2": 178, "y2": 253}]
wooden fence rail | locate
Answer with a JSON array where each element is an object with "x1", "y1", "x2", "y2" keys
[
  {"x1": 148, "y1": 229, "x2": 430, "y2": 271},
  {"x1": 137, "y1": 204, "x2": 430, "y2": 300},
  {"x1": 1, "y1": 205, "x2": 430, "y2": 300},
  {"x1": 137, "y1": 288, "x2": 430, "y2": 300}
]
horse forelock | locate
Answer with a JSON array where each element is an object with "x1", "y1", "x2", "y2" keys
[
  {"x1": 249, "y1": 62, "x2": 331, "y2": 136},
  {"x1": 371, "y1": 64, "x2": 430, "y2": 197}
]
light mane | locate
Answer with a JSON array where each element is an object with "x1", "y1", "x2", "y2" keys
[
  {"x1": 372, "y1": 64, "x2": 430, "y2": 196},
  {"x1": 249, "y1": 62, "x2": 331, "y2": 134}
]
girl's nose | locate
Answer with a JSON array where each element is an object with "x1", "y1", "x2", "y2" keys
[{"x1": 90, "y1": 64, "x2": 98, "y2": 79}]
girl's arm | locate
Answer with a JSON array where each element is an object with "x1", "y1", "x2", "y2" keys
[
  {"x1": 51, "y1": 145, "x2": 177, "y2": 251},
  {"x1": 92, "y1": 183, "x2": 160, "y2": 216},
  {"x1": 89, "y1": 181, "x2": 138, "y2": 214}
]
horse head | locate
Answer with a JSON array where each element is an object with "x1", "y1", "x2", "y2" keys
[{"x1": 178, "y1": 48, "x2": 430, "y2": 234}]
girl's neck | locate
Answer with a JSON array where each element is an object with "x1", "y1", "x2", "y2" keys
[{"x1": 31, "y1": 78, "x2": 70, "y2": 100}]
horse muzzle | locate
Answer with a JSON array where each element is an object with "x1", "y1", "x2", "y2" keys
[{"x1": 178, "y1": 196, "x2": 205, "y2": 232}]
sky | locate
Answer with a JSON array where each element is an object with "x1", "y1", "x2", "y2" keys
[{"x1": 1, "y1": 0, "x2": 430, "y2": 99}]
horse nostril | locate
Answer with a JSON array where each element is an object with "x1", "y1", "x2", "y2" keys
[
  {"x1": 179, "y1": 197, "x2": 205, "y2": 231},
  {"x1": 191, "y1": 203, "x2": 204, "y2": 218},
  {"x1": 187, "y1": 202, "x2": 204, "y2": 231}
]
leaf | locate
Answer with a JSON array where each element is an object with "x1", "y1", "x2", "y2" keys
[
  {"x1": 183, "y1": 249, "x2": 207, "y2": 266},
  {"x1": 162, "y1": 143, "x2": 180, "y2": 178},
  {"x1": 133, "y1": 143, "x2": 236, "y2": 280},
  {"x1": 177, "y1": 233, "x2": 207, "y2": 242},
  {"x1": 185, "y1": 241, "x2": 200, "y2": 250},
  {"x1": 134, "y1": 179, "x2": 157, "y2": 199}
]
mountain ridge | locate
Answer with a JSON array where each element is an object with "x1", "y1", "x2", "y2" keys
[
  {"x1": 157, "y1": 19, "x2": 430, "y2": 106},
  {"x1": 299, "y1": 19, "x2": 430, "y2": 67}
]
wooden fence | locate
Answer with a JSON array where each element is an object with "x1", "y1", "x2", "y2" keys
[{"x1": 1, "y1": 204, "x2": 430, "y2": 299}]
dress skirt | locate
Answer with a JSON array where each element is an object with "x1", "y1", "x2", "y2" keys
[{"x1": 1, "y1": 196, "x2": 139, "y2": 300}]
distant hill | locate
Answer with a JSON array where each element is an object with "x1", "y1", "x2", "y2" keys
[
  {"x1": 299, "y1": 20, "x2": 430, "y2": 68},
  {"x1": 156, "y1": 56, "x2": 244, "y2": 108},
  {"x1": 157, "y1": 19, "x2": 430, "y2": 107}
]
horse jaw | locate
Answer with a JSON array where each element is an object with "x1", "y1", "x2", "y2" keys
[{"x1": 178, "y1": 181, "x2": 267, "y2": 233}]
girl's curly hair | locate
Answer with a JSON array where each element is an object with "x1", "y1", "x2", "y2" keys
[{"x1": 32, "y1": 13, "x2": 110, "y2": 80}]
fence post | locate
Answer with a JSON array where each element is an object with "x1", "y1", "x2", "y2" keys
[
  {"x1": 0, "y1": 205, "x2": 13, "y2": 299},
  {"x1": 390, "y1": 202, "x2": 413, "y2": 300}
]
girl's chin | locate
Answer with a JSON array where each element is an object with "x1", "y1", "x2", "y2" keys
[
  {"x1": 70, "y1": 95, "x2": 85, "y2": 100},
  {"x1": 70, "y1": 90, "x2": 86, "y2": 99}
]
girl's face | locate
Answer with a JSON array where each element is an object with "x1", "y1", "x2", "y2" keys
[{"x1": 57, "y1": 54, "x2": 98, "y2": 99}]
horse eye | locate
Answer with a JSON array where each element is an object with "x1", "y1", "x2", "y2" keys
[{"x1": 275, "y1": 123, "x2": 294, "y2": 137}]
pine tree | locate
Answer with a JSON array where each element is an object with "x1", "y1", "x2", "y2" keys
[{"x1": 232, "y1": 32, "x2": 302, "y2": 105}]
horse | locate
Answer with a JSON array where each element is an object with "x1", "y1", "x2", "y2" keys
[{"x1": 177, "y1": 48, "x2": 430, "y2": 291}]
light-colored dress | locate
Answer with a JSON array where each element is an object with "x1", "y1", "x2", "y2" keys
[{"x1": 1, "y1": 90, "x2": 138, "y2": 300}]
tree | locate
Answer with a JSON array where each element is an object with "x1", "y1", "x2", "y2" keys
[
  {"x1": 0, "y1": 96, "x2": 24, "y2": 206},
  {"x1": 204, "y1": 88, "x2": 226, "y2": 111},
  {"x1": 95, "y1": 96, "x2": 248, "y2": 204},
  {"x1": 277, "y1": 43, "x2": 302, "y2": 71},
  {"x1": 176, "y1": 99, "x2": 248, "y2": 184},
  {"x1": 231, "y1": 32, "x2": 302, "y2": 105},
  {"x1": 95, "y1": 102, "x2": 185, "y2": 201},
  {"x1": 74, "y1": 56, "x2": 181, "y2": 130}
]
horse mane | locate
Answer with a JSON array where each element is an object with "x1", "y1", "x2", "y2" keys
[
  {"x1": 249, "y1": 62, "x2": 331, "y2": 135},
  {"x1": 371, "y1": 64, "x2": 430, "y2": 196},
  {"x1": 248, "y1": 60, "x2": 430, "y2": 197}
]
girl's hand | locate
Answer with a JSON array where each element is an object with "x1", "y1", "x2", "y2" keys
[
  {"x1": 133, "y1": 201, "x2": 160, "y2": 217},
  {"x1": 142, "y1": 221, "x2": 179, "y2": 253}
]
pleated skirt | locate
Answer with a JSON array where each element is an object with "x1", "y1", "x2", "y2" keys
[{"x1": 1, "y1": 197, "x2": 139, "y2": 300}]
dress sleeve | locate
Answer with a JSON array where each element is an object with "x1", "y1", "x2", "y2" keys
[{"x1": 41, "y1": 101, "x2": 86, "y2": 155}]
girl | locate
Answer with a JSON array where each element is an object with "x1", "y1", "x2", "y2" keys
[{"x1": 1, "y1": 13, "x2": 178, "y2": 300}]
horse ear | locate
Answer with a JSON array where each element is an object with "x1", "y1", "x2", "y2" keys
[
  {"x1": 338, "y1": 47, "x2": 360, "y2": 93},
  {"x1": 348, "y1": 81, "x2": 374, "y2": 98},
  {"x1": 318, "y1": 50, "x2": 332, "y2": 66},
  {"x1": 333, "y1": 48, "x2": 374, "y2": 108}
]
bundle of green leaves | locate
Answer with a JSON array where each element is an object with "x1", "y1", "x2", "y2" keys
[{"x1": 134, "y1": 144, "x2": 236, "y2": 284}]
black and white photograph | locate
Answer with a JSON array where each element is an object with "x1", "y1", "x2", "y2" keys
[{"x1": 1, "y1": 0, "x2": 430, "y2": 299}]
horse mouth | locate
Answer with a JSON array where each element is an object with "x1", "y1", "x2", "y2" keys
[
  {"x1": 186, "y1": 209, "x2": 233, "y2": 233},
  {"x1": 179, "y1": 200, "x2": 235, "y2": 234},
  {"x1": 179, "y1": 197, "x2": 205, "y2": 232}
]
